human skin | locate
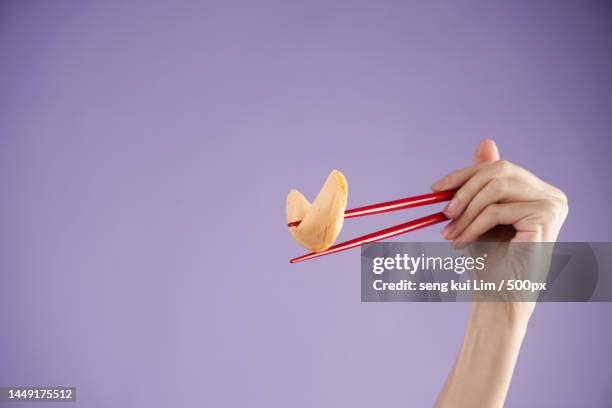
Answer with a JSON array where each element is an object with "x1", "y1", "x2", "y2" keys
[{"x1": 432, "y1": 140, "x2": 568, "y2": 408}]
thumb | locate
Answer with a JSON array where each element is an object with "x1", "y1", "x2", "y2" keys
[{"x1": 473, "y1": 139, "x2": 500, "y2": 164}]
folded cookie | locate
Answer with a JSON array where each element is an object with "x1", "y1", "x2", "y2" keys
[{"x1": 286, "y1": 170, "x2": 347, "y2": 252}]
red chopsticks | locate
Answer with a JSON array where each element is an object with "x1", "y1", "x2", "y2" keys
[{"x1": 289, "y1": 190, "x2": 455, "y2": 263}]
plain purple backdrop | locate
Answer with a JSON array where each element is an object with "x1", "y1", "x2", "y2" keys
[{"x1": 1, "y1": 1, "x2": 611, "y2": 407}]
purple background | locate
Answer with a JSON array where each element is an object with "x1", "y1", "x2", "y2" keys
[{"x1": 1, "y1": 1, "x2": 611, "y2": 407}]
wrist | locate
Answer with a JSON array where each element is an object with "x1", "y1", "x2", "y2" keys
[{"x1": 469, "y1": 302, "x2": 533, "y2": 332}]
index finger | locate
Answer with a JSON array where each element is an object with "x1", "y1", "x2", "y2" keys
[{"x1": 431, "y1": 163, "x2": 488, "y2": 192}]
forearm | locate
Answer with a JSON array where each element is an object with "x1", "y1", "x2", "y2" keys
[
  {"x1": 434, "y1": 303, "x2": 531, "y2": 408},
  {"x1": 432, "y1": 140, "x2": 566, "y2": 407}
]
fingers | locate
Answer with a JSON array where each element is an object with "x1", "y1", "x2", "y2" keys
[
  {"x1": 442, "y1": 177, "x2": 545, "y2": 240},
  {"x1": 451, "y1": 201, "x2": 543, "y2": 248},
  {"x1": 431, "y1": 163, "x2": 488, "y2": 192},
  {"x1": 441, "y1": 160, "x2": 539, "y2": 219},
  {"x1": 452, "y1": 198, "x2": 568, "y2": 247},
  {"x1": 433, "y1": 140, "x2": 568, "y2": 246}
]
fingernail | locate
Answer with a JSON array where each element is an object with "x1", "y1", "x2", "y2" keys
[
  {"x1": 453, "y1": 238, "x2": 471, "y2": 250},
  {"x1": 443, "y1": 197, "x2": 459, "y2": 217},
  {"x1": 441, "y1": 223, "x2": 454, "y2": 239},
  {"x1": 431, "y1": 176, "x2": 448, "y2": 191}
]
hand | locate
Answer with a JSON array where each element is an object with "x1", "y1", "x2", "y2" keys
[
  {"x1": 431, "y1": 139, "x2": 568, "y2": 246},
  {"x1": 434, "y1": 140, "x2": 570, "y2": 408},
  {"x1": 432, "y1": 139, "x2": 569, "y2": 318}
]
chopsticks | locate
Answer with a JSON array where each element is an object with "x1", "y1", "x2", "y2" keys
[{"x1": 289, "y1": 190, "x2": 455, "y2": 263}]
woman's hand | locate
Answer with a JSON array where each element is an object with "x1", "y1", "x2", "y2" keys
[
  {"x1": 432, "y1": 140, "x2": 569, "y2": 315},
  {"x1": 434, "y1": 140, "x2": 569, "y2": 408},
  {"x1": 432, "y1": 141, "x2": 568, "y2": 245}
]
